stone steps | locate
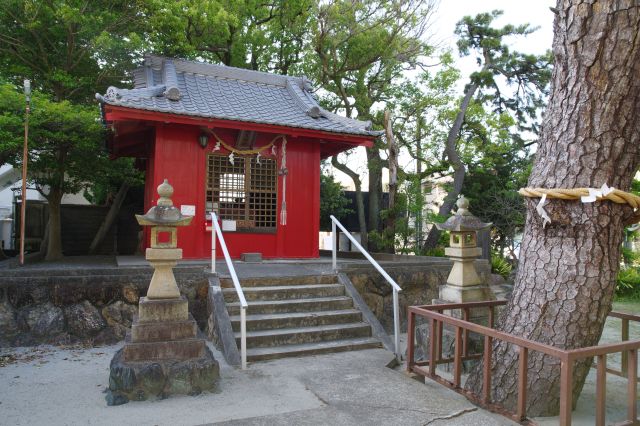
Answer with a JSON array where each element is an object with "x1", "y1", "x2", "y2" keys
[
  {"x1": 245, "y1": 337, "x2": 381, "y2": 362},
  {"x1": 235, "y1": 322, "x2": 372, "y2": 348},
  {"x1": 229, "y1": 309, "x2": 363, "y2": 331},
  {"x1": 223, "y1": 284, "x2": 345, "y2": 302},
  {"x1": 220, "y1": 274, "x2": 337, "y2": 288},
  {"x1": 226, "y1": 296, "x2": 354, "y2": 316},
  {"x1": 223, "y1": 274, "x2": 383, "y2": 362}
]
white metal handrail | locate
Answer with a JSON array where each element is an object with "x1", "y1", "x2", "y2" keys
[
  {"x1": 210, "y1": 212, "x2": 247, "y2": 369},
  {"x1": 330, "y1": 215, "x2": 402, "y2": 359}
]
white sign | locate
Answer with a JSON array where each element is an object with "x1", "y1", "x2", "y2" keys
[
  {"x1": 180, "y1": 205, "x2": 196, "y2": 216},
  {"x1": 222, "y1": 220, "x2": 237, "y2": 231}
]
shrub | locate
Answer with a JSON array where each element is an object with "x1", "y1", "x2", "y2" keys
[{"x1": 491, "y1": 253, "x2": 513, "y2": 279}]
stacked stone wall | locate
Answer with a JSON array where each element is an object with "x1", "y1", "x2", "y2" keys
[{"x1": 0, "y1": 266, "x2": 208, "y2": 347}]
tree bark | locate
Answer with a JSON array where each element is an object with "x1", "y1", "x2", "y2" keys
[
  {"x1": 45, "y1": 188, "x2": 63, "y2": 261},
  {"x1": 332, "y1": 156, "x2": 368, "y2": 249},
  {"x1": 422, "y1": 82, "x2": 478, "y2": 251},
  {"x1": 89, "y1": 182, "x2": 129, "y2": 254},
  {"x1": 466, "y1": 0, "x2": 640, "y2": 416},
  {"x1": 384, "y1": 110, "x2": 398, "y2": 254},
  {"x1": 367, "y1": 146, "x2": 383, "y2": 251}
]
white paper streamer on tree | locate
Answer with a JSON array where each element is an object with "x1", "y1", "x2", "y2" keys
[{"x1": 536, "y1": 193, "x2": 551, "y2": 228}]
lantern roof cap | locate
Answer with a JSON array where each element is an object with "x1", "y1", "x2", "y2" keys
[
  {"x1": 435, "y1": 196, "x2": 492, "y2": 232},
  {"x1": 136, "y1": 179, "x2": 193, "y2": 227}
]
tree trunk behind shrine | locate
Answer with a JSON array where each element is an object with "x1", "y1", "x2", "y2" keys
[{"x1": 465, "y1": 0, "x2": 640, "y2": 417}]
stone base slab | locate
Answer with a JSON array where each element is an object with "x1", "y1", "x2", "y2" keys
[
  {"x1": 138, "y1": 296, "x2": 188, "y2": 322},
  {"x1": 131, "y1": 314, "x2": 197, "y2": 342},
  {"x1": 438, "y1": 284, "x2": 493, "y2": 304},
  {"x1": 106, "y1": 346, "x2": 219, "y2": 405},
  {"x1": 123, "y1": 334, "x2": 206, "y2": 361}
]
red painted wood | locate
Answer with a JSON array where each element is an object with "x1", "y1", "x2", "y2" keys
[{"x1": 144, "y1": 123, "x2": 323, "y2": 259}]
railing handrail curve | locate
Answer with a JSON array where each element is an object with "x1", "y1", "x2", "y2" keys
[
  {"x1": 211, "y1": 212, "x2": 247, "y2": 308},
  {"x1": 210, "y1": 212, "x2": 247, "y2": 370},
  {"x1": 330, "y1": 215, "x2": 402, "y2": 359},
  {"x1": 330, "y1": 215, "x2": 402, "y2": 292}
]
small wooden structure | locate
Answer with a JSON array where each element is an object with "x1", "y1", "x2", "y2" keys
[{"x1": 97, "y1": 55, "x2": 380, "y2": 259}]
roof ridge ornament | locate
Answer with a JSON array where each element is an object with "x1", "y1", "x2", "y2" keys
[{"x1": 162, "y1": 60, "x2": 181, "y2": 101}]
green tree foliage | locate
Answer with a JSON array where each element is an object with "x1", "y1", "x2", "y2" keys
[
  {"x1": 308, "y1": 0, "x2": 437, "y2": 251},
  {"x1": 0, "y1": 0, "x2": 144, "y2": 102},
  {"x1": 143, "y1": 0, "x2": 314, "y2": 74},
  {"x1": 0, "y1": 1, "x2": 145, "y2": 260},
  {"x1": 420, "y1": 10, "x2": 552, "y2": 251},
  {"x1": 319, "y1": 174, "x2": 353, "y2": 231},
  {"x1": 0, "y1": 83, "x2": 106, "y2": 259}
]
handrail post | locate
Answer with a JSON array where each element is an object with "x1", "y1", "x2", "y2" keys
[
  {"x1": 517, "y1": 346, "x2": 528, "y2": 421},
  {"x1": 406, "y1": 308, "x2": 415, "y2": 373},
  {"x1": 628, "y1": 349, "x2": 637, "y2": 423},
  {"x1": 393, "y1": 288, "x2": 400, "y2": 359},
  {"x1": 622, "y1": 318, "x2": 629, "y2": 377},
  {"x1": 559, "y1": 359, "x2": 573, "y2": 426},
  {"x1": 211, "y1": 212, "x2": 216, "y2": 273},
  {"x1": 241, "y1": 306, "x2": 247, "y2": 370},
  {"x1": 332, "y1": 218, "x2": 337, "y2": 271}
]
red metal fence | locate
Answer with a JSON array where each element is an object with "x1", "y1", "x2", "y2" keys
[{"x1": 406, "y1": 300, "x2": 639, "y2": 426}]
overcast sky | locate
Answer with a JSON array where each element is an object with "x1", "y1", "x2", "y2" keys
[{"x1": 332, "y1": 0, "x2": 557, "y2": 189}]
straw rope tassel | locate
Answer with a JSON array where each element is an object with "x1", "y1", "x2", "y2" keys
[{"x1": 280, "y1": 138, "x2": 287, "y2": 225}]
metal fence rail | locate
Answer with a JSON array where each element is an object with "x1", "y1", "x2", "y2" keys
[
  {"x1": 330, "y1": 215, "x2": 402, "y2": 359},
  {"x1": 406, "y1": 300, "x2": 640, "y2": 426},
  {"x1": 210, "y1": 212, "x2": 247, "y2": 370}
]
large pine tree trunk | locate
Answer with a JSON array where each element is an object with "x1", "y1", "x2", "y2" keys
[{"x1": 466, "y1": 0, "x2": 640, "y2": 416}]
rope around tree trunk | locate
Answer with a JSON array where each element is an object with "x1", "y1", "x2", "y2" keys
[{"x1": 519, "y1": 187, "x2": 640, "y2": 225}]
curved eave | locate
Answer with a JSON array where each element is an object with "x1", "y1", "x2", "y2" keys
[{"x1": 103, "y1": 104, "x2": 378, "y2": 148}]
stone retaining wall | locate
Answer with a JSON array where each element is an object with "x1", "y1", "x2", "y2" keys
[
  {"x1": 343, "y1": 259, "x2": 491, "y2": 331},
  {"x1": 0, "y1": 266, "x2": 208, "y2": 347}
]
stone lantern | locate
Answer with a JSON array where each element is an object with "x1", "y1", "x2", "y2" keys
[
  {"x1": 135, "y1": 179, "x2": 192, "y2": 299},
  {"x1": 435, "y1": 195, "x2": 492, "y2": 304},
  {"x1": 106, "y1": 179, "x2": 219, "y2": 405}
]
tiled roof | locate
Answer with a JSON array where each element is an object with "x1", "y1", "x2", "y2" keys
[{"x1": 96, "y1": 55, "x2": 381, "y2": 138}]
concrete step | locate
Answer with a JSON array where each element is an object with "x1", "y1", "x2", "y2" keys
[
  {"x1": 220, "y1": 274, "x2": 338, "y2": 288},
  {"x1": 246, "y1": 337, "x2": 382, "y2": 361},
  {"x1": 230, "y1": 309, "x2": 363, "y2": 332},
  {"x1": 235, "y1": 322, "x2": 372, "y2": 348},
  {"x1": 223, "y1": 284, "x2": 345, "y2": 302},
  {"x1": 226, "y1": 296, "x2": 354, "y2": 316}
]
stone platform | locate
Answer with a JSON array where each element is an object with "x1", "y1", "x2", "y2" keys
[
  {"x1": 107, "y1": 296, "x2": 219, "y2": 404},
  {"x1": 106, "y1": 345, "x2": 219, "y2": 405}
]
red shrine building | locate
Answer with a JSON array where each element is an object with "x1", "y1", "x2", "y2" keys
[{"x1": 97, "y1": 55, "x2": 380, "y2": 259}]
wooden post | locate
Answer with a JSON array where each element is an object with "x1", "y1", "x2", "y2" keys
[
  {"x1": 596, "y1": 354, "x2": 606, "y2": 426},
  {"x1": 559, "y1": 359, "x2": 573, "y2": 426},
  {"x1": 517, "y1": 347, "x2": 528, "y2": 421},
  {"x1": 628, "y1": 349, "x2": 637, "y2": 423},
  {"x1": 89, "y1": 182, "x2": 130, "y2": 254},
  {"x1": 483, "y1": 335, "x2": 492, "y2": 404},
  {"x1": 454, "y1": 326, "x2": 463, "y2": 387}
]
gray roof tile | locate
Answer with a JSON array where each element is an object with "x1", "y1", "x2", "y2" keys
[{"x1": 97, "y1": 55, "x2": 380, "y2": 138}]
